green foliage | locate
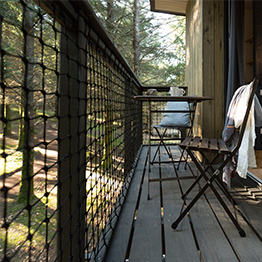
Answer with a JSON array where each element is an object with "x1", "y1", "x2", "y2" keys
[
  {"x1": 0, "y1": 0, "x2": 59, "y2": 111},
  {"x1": 89, "y1": 0, "x2": 186, "y2": 86},
  {"x1": 1, "y1": 0, "x2": 60, "y2": 203}
]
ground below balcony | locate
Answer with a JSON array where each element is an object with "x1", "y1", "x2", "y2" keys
[{"x1": 105, "y1": 145, "x2": 262, "y2": 262}]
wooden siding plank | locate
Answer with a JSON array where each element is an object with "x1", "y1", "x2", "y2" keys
[
  {"x1": 214, "y1": 0, "x2": 225, "y2": 139},
  {"x1": 154, "y1": 0, "x2": 187, "y2": 15},
  {"x1": 106, "y1": 147, "x2": 147, "y2": 262},
  {"x1": 202, "y1": 0, "x2": 215, "y2": 138},
  {"x1": 128, "y1": 147, "x2": 162, "y2": 262}
]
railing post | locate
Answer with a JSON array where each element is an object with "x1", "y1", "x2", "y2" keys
[{"x1": 57, "y1": 13, "x2": 87, "y2": 261}]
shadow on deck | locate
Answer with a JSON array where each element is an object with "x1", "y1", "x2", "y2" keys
[{"x1": 105, "y1": 145, "x2": 262, "y2": 262}]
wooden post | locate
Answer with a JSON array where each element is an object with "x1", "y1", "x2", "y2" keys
[
  {"x1": 202, "y1": 0, "x2": 225, "y2": 139},
  {"x1": 57, "y1": 12, "x2": 87, "y2": 262}
]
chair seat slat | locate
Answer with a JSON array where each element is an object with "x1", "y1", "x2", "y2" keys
[
  {"x1": 180, "y1": 136, "x2": 193, "y2": 147},
  {"x1": 218, "y1": 139, "x2": 230, "y2": 152},
  {"x1": 199, "y1": 137, "x2": 209, "y2": 149},
  {"x1": 209, "y1": 138, "x2": 219, "y2": 151},
  {"x1": 189, "y1": 136, "x2": 201, "y2": 148}
]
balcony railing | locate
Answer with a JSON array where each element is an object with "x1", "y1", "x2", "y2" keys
[{"x1": 0, "y1": 1, "x2": 143, "y2": 261}]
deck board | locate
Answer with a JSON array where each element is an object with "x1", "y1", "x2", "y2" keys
[
  {"x1": 128, "y1": 147, "x2": 162, "y2": 262},
  {"x1": 207, "y1": 187, "x2": 262, "y2": 262},
  {"x1": 105, "y1": 148, "x2": 146, "y2": 262},
  {"x1": 176, "y1": 171, "x2": 238, "y2": 262},
  {"x1": 161, "y1": 165, "x2": 200, "y2": 262},
  {"x1": 105, "y1": 145, "x2": 262, "y2": 262},
  {"x1": 157, "y1": 145, "x2": 201, "y2": 261},
  {"x1": 190, "y1": 191, "x2": 239, "y2": 262}
]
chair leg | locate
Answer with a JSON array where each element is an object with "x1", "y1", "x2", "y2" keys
[
  {"x1": 146, "y1": 143, "x2": 151, "y2": 200},
  {"x1": 172, "y1": 151, "x2": 246, "y2": 237},
  {"x1": 153, "y1": 127, "x2": 191, "y2": 168},
  {"x1": 171, "y1": 171, "x2": 245, "y2": 237},
  {"x1": 181, "y1": 150, "x2": 237, "y2": 206},
  {"x1": 151, "y1": 128, "x2": 171, "y2": 164},
  {"x1": 177, "y1": 147, "x2": 188, "y2": 170},
  {"x1": 171, "y1": 180, "x2": 210, "y2": 229},
  {"x1": 181, "y1": 171, "x2": 203, "y2": 200},
  {"x1": 208, "y1": 176, "x2": 245, "y2": 237},
  {"x1": 177, "y1": 128, "x2": 187, "y2": 170},
  {"x1": 204, "y1": 160, "x2": 237, "y2": 206},
  {"x1": 151, "y1": 129, "x2": 163, "y2": 164},
  {"x1": 181, "y1": 150, "x2": 217, "y2": 199}
]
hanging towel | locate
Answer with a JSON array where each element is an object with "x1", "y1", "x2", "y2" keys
[{"x1": 222, "y1": 81, "x2": 262, "y2": 188}]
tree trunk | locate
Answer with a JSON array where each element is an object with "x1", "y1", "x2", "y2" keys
[
  {"x1": 133, "y1": 0, "x2": 140, "y2": 75},
  {"x1": 18, "y1": 106, "x2": 24, "y2": 149},
  {"x1": 106, "y1": 0, "x2": 115, "y2": 34},
  {"x1": 102, "y1": 107, "x2": 113, "y2": 169},
  {"x1": 4, "y1": 104, "x2": 12, "y2": 136},
  {"x1": 18, "y1": 3, "x2": 35, "y2": 202},
  {"x1": 101, "y1": 0, "x2": 115, "y2": 170}
]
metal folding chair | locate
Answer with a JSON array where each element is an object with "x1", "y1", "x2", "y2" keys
[
  {"x1": 151, "y1": 87, "x2": 196, "y2": 169},
  {"x1": 171, "y1": 78, "x2": 259, "y2": 237}
]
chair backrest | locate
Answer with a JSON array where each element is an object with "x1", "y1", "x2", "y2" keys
[{"x1": 232, "y1": 78, "x2": 258, "y2": 154}]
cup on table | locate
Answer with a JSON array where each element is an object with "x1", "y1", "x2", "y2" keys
[{"x1": 170, "y1": 87, "x2": 186, "y2": 96}]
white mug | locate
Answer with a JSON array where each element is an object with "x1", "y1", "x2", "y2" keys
[{"x1": 170, "y1": 87, "x2": 186, "y2": 96}]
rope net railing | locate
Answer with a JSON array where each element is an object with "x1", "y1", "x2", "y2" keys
[{"x1": 0, "y1": 0, "x2": 142, "y2": 261}]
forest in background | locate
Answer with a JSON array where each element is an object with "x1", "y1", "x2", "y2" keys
[
  {"x1": 0, "y1": 0, "x2": 186, "y2": 202},
  {"x1": 89, "y1": 0, "x2": 186, "y2": 86},
  {"x1": 0, "y1": 0, "x2": 186, "y2": 204}
]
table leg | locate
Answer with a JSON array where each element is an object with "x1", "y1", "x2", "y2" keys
[{"x1": 148, "y1": 100, "x2": 151, "y2": 200}]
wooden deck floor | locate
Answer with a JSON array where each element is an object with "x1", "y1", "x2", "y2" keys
[{"x1": 105, "y1": 145, "x2": 262, "y2": 262}]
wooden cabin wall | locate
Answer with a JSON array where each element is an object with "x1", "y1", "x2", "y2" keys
[
  {"x1": 186, "y1": 0, "x2": 203, "y2": 137},
  {"x1": 186, "y1": 0, "x2": 225, "y2": 139}
]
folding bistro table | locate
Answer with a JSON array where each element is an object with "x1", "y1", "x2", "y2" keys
[{"x1": 134, "y1": 95, "x2": 214, "y2": 200}]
